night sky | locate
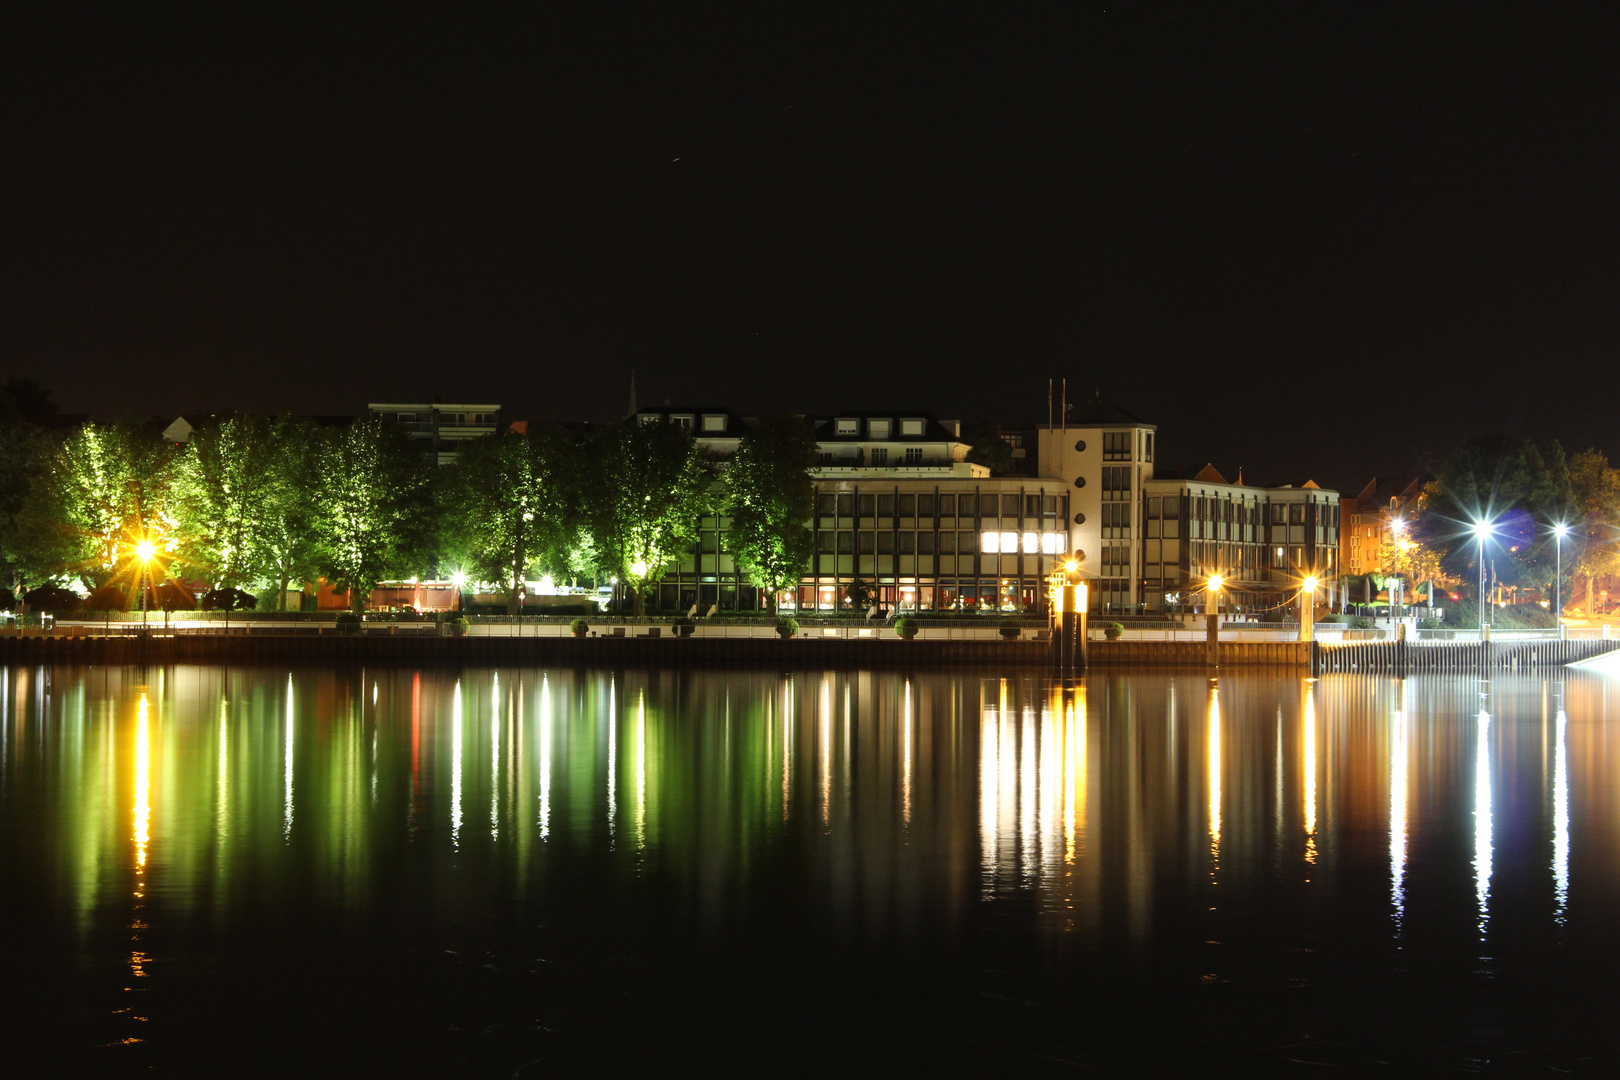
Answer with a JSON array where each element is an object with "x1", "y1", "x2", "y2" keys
[{"x1": 3, "y1": 5, "x2": 1616, "y2": 492}]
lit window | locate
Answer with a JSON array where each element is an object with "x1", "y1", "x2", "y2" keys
[
  {"x1": 836, "y1": 418, "x2": 859, "y2": 435},
  {"x1": 1022, "y1": 532, "x2": 1038, "y2": 553},
  {"x1": 868, "y1": 419, "x2": 890, "y2": 439},
  {"x1": 1000, "y1": 531, "x2": 1017, "y2": 552},
  {"x1": 901, "y1": 418, "x2": 924, "y2": 435},
  {"x1": 1042, "y1": 532, "x2": 1064, "y2": 554},
  {"x1": 981, "y1": 531, "x2": 1000, "y2": 554},
  {"x1": 702, "y1": 414, "x2": 726, "y2": 432},
  {"x1": 672, "y1": 415, "x2": 693, "y2": 430}
]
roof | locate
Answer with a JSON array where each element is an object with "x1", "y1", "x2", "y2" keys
[
  {"x1": 1192, "y1": 463, "x2": 1229, "y2": 484},
  {"x1": 1064, "y1": 391, "x2": 1154, "y2": 428},
  {"x1": 813, "y1": 411, "x2": 959, "y2": 442}
]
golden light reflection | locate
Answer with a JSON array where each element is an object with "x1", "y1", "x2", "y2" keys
[
  {"x1": 134, "y1": 693, "x2": 150, "y2": 870},
  {"x1": 1207, "y1": 680, "x2": 1222, "y2": 855},
  {"x1": 979, "y1": 684, "x2": 1001, "y2": 891},
  {"x1": 901, "y1": 680, "x2": 913, "y2": 827},
  {"x1": 781, "y1": 679, "x2": 792, "y2": 822},
  {"x1": 1303, "y1": 684, "x2": 1317, "y2": 865},
  {"x1": 1474, "y1": 706, "x2": 1492, "y2": 939},
  {"x1": 634, "y1": 689, "x2": 647, "y2": 851},
  {"x1": 491, "y1": 672, "x2": 501, "y2": 842},
  {"x1": 283, "y1": 675, "x2": 294, "y2": 842},
  {"x1": 819, "y1": 678, "x2": 832, "y2": 828},
  {"x1": 607, "y1": 678, "x2": 618, "y2": 844},
  {"x1": 1066, "y1": 686, "x2": 1087, "y2": 864}
]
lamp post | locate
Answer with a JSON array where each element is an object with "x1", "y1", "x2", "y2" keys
[
  {"x1": 1389, "y1": 519, "x2": 1404, "y2": 628},
  {"x1": 1300, "y1": 576, "x2": 1317, "y2": 643},
  {"x1": 1554, "y1": 522, "x2": 1569, "y2": 639},
  {"x1": 1206, "y1": 573, "x2": 1224, "y2": 667},
  {"x1": 1472, "y1": 520, "x2": 1493, "y2": 633},
  {"x1": 135, "y1": 538, "x2": 156, "y2": 631}
]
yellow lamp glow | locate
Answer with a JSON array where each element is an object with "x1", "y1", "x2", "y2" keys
[
  {"x1": 1064, "y1": 559, "x2": 1078, "y2": 573},
  {"x1": 1208, "y1": 573, "x2": 1224, "y2": 592},
  {"x1": 1302, "y1": 576, "x2": 1317, "y2": 593},
  {"x1": 136, "y1": 539, "x2": 156, "y2": 562}
]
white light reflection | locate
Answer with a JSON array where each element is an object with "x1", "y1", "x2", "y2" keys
[
  {"x1": 283, "y1": 675, "x2": 294, "y2": 842},
  {"x1": 451, "y1": 680, "x2": 463, "y2": 849},
  {"x1": 979, "y1": 685, "x2": 1000, "y2": 892},
  {"x1": 1390, "y1": 680, "x2": 1409, "y2": 933},
  {"x1": 607, "y1": 679, "x2": 618, "y2": 844},
  {"x1": 1474, "y1": 705, "x2": 1492, "y2": 939},
  {"x1": 491, "y1": 672, "x2": 501, "y2": 841},
  {"x1": 538, "y1": 675, "x2": 552, "y2": 840},
  {"x1": 1554, "y1": 704, "x2": 1569, "y2": 925}
]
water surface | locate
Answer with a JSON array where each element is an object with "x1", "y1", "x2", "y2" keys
[{"x1": 4, "y1": 664, "x2": 1618, "y2": 1075}]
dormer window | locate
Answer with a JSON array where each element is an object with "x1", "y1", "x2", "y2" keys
[
  {"x1": 868, "y1": 418, "x2": 891, "y2": 439},
  {"x1": 671, "y1": 415, "x2": 694, "y2": 430},
  {"x1": 639, "y1": 413, "x2": 660, "y2": 425},
  {"x1": 701, "y1": 414, "x2": 726, "y2": 432},
  {"x1": 836, "y1": 418, "x2": 859, "y2": 436},
  {"x1": 901, "y1": 418, "x2": 924, "y2": 436}
]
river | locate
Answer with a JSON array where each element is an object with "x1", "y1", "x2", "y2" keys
[{"x1": 3, "y1": 664, "x2": 1617, "y2": 1075}]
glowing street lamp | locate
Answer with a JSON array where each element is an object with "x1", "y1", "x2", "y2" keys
[
  {"x1": 1554, "y1": 522, "x2": 1570, "y2": 637},
  {"x1": 1300, "y1": 575, "x2": 1318, "y2": 643},
  {"x1": 1472, "y1": 519, "x2": 1494, "y2": 631},
  {"x1": 134, "y1": 538, "x2": 156, "y2": 629}
]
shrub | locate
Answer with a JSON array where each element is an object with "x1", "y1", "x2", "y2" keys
[
  {"x1": 1103, "y1": 621, "x2": 1124, "y2": 639},
  {"x1": 776, "y1": 616, "x2": 800, "y2": 638},
  {"x1": 570, "y1": 617, "x2": 589, "y2": 635},
  {"x1": 1350, "y1": 616, "x2": 1376, "y2": 630},
  {"x1": 894, "y1": 616, "x2": 917, "y2": 638}
]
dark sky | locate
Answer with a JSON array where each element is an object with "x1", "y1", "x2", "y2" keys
[{"x1": 3, "y1": 5, "x2": 1617, "y2": 492}]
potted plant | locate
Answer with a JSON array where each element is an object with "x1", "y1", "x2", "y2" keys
[
  {"x1": 570, "y1": 617, "x2": 589, "y2": 638},
  {"x1": 1103, "y1": 622, "x2": 1124, "y2": 641},
  {"x1": 998, "y1": 622, "x2": 1021, "y2": 639},
  {"x1": 335, "y1": 612, "x2": 361, "y2": 635},
  {"x1": 450, "y1": 616, "x2": 470, "y2": 637},
  {"x1": 776, "y1": 617, "x2": 799, "y2": 639},
  {"x1": 895, "y1": 616, "x2": 918, "y2": 640},
  {"x1": 673, "y1": 616, "x2": 695, "y2": 638}
]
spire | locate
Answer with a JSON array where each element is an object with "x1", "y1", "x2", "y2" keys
[{"x1": 627, "y1": 369, "x2": 638, "y2": 418}]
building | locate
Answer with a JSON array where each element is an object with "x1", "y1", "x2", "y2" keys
[
  {"x1": 1339, "y1": 477, "x2": 1424, "y2": 578},
  {"x1": 369, "y1": 402, "x2": 502, "y2": 465},
  {"x1": 634, "y1": 407, "x2": 1071, "y2": 614}
]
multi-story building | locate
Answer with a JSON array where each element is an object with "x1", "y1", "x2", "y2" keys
[
  {"x1": 634, "y1": 407, "x2": 1071, "y2": 614},
  {"x1": 369, "y1": 402, "x2": 502, "y2": 465},
  {"x1": 1339, "y1": 477, "x2": 1423, "y2": 577}
]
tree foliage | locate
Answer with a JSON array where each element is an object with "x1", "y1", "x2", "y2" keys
[
  {"x1": 584, "y1": 419, "x2": 710, "y2": 615},
  {"x1": 173, "y1": 414, "x2": 284, "y2": 589},
  {"x1": 723, "y1": 416, "x2": 817, "y2": 612},
  {"x1": 314, "y1": 418, "x2": 432, "y2": 612}
]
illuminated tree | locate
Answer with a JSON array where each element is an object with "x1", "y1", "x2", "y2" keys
[
  {"x1": 722, "y1": 416, "x2": 817, "y2": 613},
  {"x1": 1568, "y1": 448, "x2": 1620, "y2": 609},
  {"x1": 0, "y1": 380, "x2": 62, "y2": 602},
  {"x1": 314, "y1": 417, "x2": 432, "y2": 613},
  {"x1": 172, "y1": 414, "x2": 283, "y2": 590},
  {"x1": 584, "y1": 419, "x2": 711, "y2": 616},
  {"x1": 259, "y1": 418, "x2": 324, "y2": 610},
  {"x1": 440, "y1": 430, "x2": 576, "y2": 614}
]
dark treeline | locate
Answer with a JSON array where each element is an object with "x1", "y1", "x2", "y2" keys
[{"x1": 0, "y1": 382, "x2": 818, "y2": 616}]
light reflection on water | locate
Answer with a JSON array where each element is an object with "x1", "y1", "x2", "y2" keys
[{"x1": 5, "y1": 666, "x2": 1619, "y2": 987}]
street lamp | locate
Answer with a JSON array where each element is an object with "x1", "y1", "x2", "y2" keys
[
  {"x1": 1389, "y1": 519, "x2": 1405, "y2": 626},
  {"x1": 1300, "y1": 575, "x2": 1318, "y2": 643},
  {"x1": 1471, "y1": 520, "x2": 1493, "y2": 631},
  {"x1": 1207, "y1": 573, "x2": 1224, "y2": 612},
  {"x1": 135, "y1": 538, "x2": 156, "y2": 630},
  {"x1": 1554, "y1": 522, "x2": 1570, "y2": 637}
]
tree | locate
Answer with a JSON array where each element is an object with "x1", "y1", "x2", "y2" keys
[
  {"x1": 440, "y1": 429, "x2": 578, "y2": 614},
  {"x1": 314, "y1": 418, "x2": 432, "y2": 613},
  {"x1": 0, "y1": 381, "x2": 62, "y2": 603},
  {"x1": 962, "y1": 424, "x2": 1014, "y2": 475},
  {"x1": 584, "y1": 419, "x2": 711, "y2": 616},
  {"x1": 722, "y1": 416, "x2": 817, "y2": 613},
  {"x1": 1567, "y1": 448, "x2": 1620, "y2": 609},
  {"x1": 172, "y1": 414, "x2": 283, "y2": 590},
  {"x1": 260, "y1": 418, "x2": 324, "y2": 610}
]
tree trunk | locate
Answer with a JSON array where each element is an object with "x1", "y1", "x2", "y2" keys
[{"x1": 631, "y1": 584, "x2": 644, "y2": 617}]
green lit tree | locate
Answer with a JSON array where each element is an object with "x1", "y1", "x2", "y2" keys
[
  {"x1": 172, "y1": 414, "x2": 283, "y2": 590},
  {"x1": 259, "y1": 417, "x2": 324, "y2": 610},
  {"x1": 584, "y1": 419, "x2": 711, "y2": 615},
  {"x1": 440, "y1": 430, "x2": 577, "y2": 614},
  {"x1": 314, "y1": 417, "x2": 432, "y2": 613},
  {"x1": 0, "y1": 380, "x2": 63, "y2": 602},
  {"x1": 723, "y1": 415, "x2": 817, "y2": 613}
]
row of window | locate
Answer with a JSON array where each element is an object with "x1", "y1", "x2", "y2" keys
[
  {"x1": 833, "y1": 417, "x2": 929, "y2": 437},
  {"x1": 813, "y1": 530, "x2": 1067, "y2": 555},
  {"x1": 814, "y1": 492, "x2": 1062, "y2": 520}
]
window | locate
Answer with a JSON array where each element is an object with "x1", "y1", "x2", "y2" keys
[
  {"x1": 837, "y1": 532, "x2": 853, "y2": 554},
  {"x1": 904, "y1": 447, "x2": 923, "y2": 464},
  {"x1": 916, "y1": 494, "x2": 933, "y2": 518},
  {"x1": 938, "y1": 495, "x2": 955, "y2": 518},
  {"x1": 959, "y1": 531, "x2": 978, "y2": 553},
  {"x1": 1003, "y1": 494, "x2": 1020, "y2": 517},
  {"x1": 877, "y1": 532, "x2": 894, "y2": 554},
  {"x1": 701, "y1": 414, "x2": 726, "y2": 432},
  {"x1": 1025, "y1": 494, "x2": 1041, "y2": 518},
  {"x1": 1147, "y1": 497, "x2": 1160, "y2": 519},
  {"x1": 857, "y1": 532, "x2": 875, "y2": 554},
  {"x1": 1102, "y1": 466, "x2": 1131, "y2": 496},
  {"x1": 981, "y1": 530, "x2": 1018, "y2": 553},
  {"x1": 1103, "y1": 431, "x2": 1131, "y2": 460},
  {"x1": 1144, "y1": 432, "x2": 1154, "y2": 462},
  {"x1": 982, "y1": 531, "x2": 1000, "y2": 554},
  {"x1": 898, "y1": 494, "x2": 915, "y2": 517},
  {"x1": 938, "y1": 531, "x2": 956, "y2": 554},
  {"x1": 901, "y1": 418, "x2": 925, "y2": 435},
  {"x1": 817, "y1": 493, "x2": 835, "y2": 516},
  {"x1": 858, "y1": 494, "x2": 874, "y2": 517},
  {"x1": 672, "y1": 415, "x2": 694, "y2": 430},
  {"x1": 836, "y1": 494, "x2": 855, "y2": 517},
  {"x1": 1162, "y1": 495, "x2": 1180, "y2": 517},
  {"x1": 639, "y1": 414, "x2": 660, "y2": 425},
  {"x1": 817, "y1": 532, "x2": 834, "y2": 553},
  {"x1": 1272, "y1": 504, "x2": 1287, "y2": 524},
  {"x1": 899, "y1": 532, "x2": 916, "y2": 554},
  {"x1": 868, "y1": 419, "x2": 891, "y2": 439},
  {"x1": 836, "y1": 418, "x2": 859, "y2": 435},
  {"x1": 870, "y1": 448, "x2": 889, "y2": 466},
  {"x1": 700, "y1": 532, "x2": 718, "y2": 553},
  {"x1": 918, "y1": 531, "x2": 935, "y2": 554},
  {"x1": 1289, "y1": 504, "x2": 1303, "y2": 525},
  {"x1": 1041, "y1": 532, "x2": 1065, "y2": 554},
  {"x1": 1021, "y1": 531, "x2": 1038, "y2": 554},
  {"x1": 979, "y1": 494, "x2": 998, "y2": 518}
]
